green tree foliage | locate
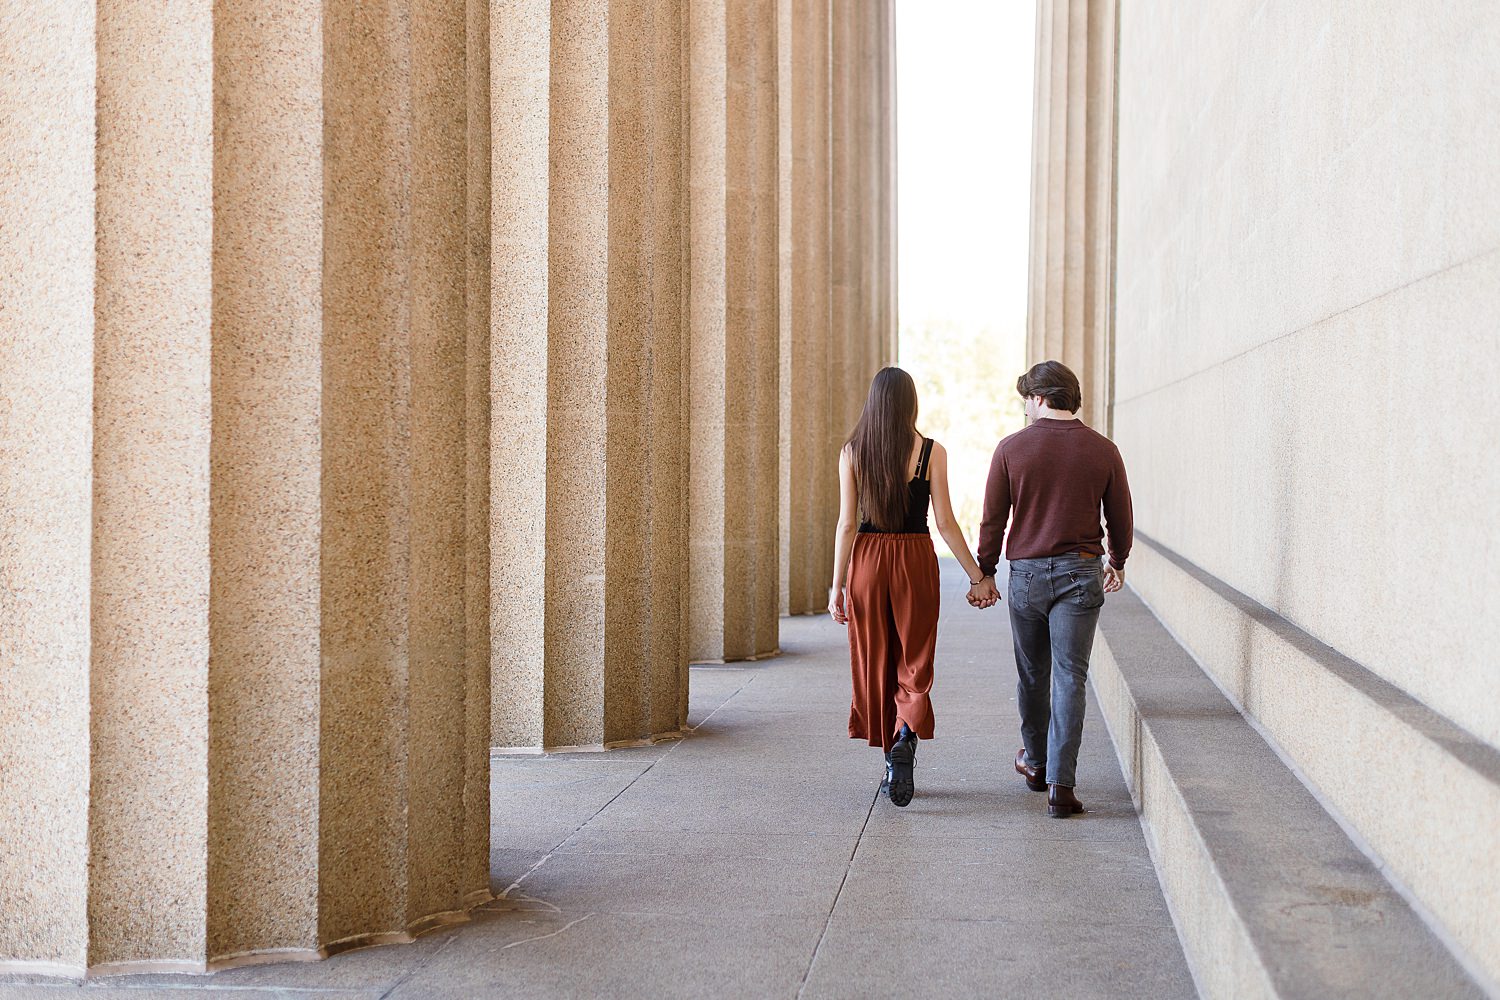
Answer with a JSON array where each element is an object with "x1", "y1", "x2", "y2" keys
[{"x1": 899, "y1": 319, "x2": 1026, "y2": 553}]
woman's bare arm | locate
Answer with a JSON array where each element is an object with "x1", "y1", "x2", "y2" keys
[
  {"x1": 928, "y1": 442, "x2": 991, "y2": 593},
  {"x1": 828, "y1": 445, "x2": 860, "y2": 623}
]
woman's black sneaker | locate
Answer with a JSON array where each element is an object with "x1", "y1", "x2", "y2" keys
[
  {"x1": 887, "y1": 728, "x2": 918, "y2": 807},
  {"x1": 881, "y1": 752, "x2": 893, "y2": 796}
]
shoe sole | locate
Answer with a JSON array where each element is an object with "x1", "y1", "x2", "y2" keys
[
  {"x1": 888, "y1": 741, "x2": 916, "y2": 807},
  {"x1": 1047, "y1": 802, "x2": 1086, "y2": 818}
]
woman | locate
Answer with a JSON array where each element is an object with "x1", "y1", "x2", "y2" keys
[{"x1": 829, "y1": 367, "x2": 992, "y2": 807}]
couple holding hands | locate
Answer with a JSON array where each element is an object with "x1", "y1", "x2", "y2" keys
[{"x1": 828, "y1": 361, "x2": 1133, "y2": 814}]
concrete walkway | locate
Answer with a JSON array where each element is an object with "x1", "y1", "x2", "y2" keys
[{"x1": 1, "y1": 561, "x2": 1194, "y2": 1000}]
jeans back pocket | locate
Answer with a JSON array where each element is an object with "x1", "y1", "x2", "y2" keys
[
  {"x1": 1068, "y1": 567, "x2": 1105, "y2": 609},
  {"x1": 1008, "y1": 570, "x2": 1033, "y2": 610}
]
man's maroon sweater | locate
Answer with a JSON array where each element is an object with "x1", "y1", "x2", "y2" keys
[{"x1": 976, "y1": 417, "x2": 1133, "y2": 576}]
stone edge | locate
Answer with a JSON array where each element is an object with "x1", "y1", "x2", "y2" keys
[{"x1": 1127, "y1": 532, "x2": 1500, "y2": 993}]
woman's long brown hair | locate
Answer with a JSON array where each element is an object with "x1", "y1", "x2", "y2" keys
[{"x1": 846, "y1": 367, "x2": 919, "y2": 531}]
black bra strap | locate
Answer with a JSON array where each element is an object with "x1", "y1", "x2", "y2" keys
[{"x1": 915, "y1": 437, "x2": 934, "y2": 481}]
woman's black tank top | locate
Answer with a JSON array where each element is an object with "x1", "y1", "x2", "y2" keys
[{"x1": 858, "y1": 437, "x2": 934, "y2": 534}]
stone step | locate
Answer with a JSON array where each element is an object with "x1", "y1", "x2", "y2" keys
[
  {"x1": 1090, "y1": 583, "x2": 1487, "y2": 999},
  {"x1": 1121, "y1": 533, "x2": 1500, "y2": 991}
]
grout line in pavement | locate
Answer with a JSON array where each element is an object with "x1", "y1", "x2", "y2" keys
[
  {"x1": 375, "y1": 928, "x2": 457, "y2": 1000},
  {"x1": 682, "y1": 674, "x2": 758, "y2": 732},
  {"x1": 795, "y1": 784, "x2": 880, "y2": 1000},
  {"x1": 490, "y1": 673, "x2": 762, "y2": 906}
]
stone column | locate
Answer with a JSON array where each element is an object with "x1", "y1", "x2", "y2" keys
[
  {"x1": 91, "y1": 0, "x2": 213, "y2": 970},
  {"x1": 782, "y1": 0, "x2": 834, "y2": 615},
  {"x1": 462, "y1": 0, "x2": 494, "y2": 911},
  {"x1": 856, "y1": 0, "x2": 881, "y2": 383},
  {"x1": 490, "y1": 0, "x2": 689, "y2": 749},
  {"x1": 880, "y1": 0, "x2": 898, "y2": 366},
  {"x1": 829, "y1": 0, "x2": 857, "y2": 442},
  {"x1": 208, "y1": 0, "x2": 327, "y2": 961},
  {"x1": 1026, "y1": 0, "x2": 1117, "y2": 430},
  {"x1": 688, "y1": 0, "x2": 781, "y2": 662},
  {"x1": 1, "y1": 0, "x2": 490, "y2": 974},
  {"x1": 0, "y1": 3, "x2": 95, "y2": 973},
  {"x1": 776, "y1": 0, "x2": 794, "y2": 614}
]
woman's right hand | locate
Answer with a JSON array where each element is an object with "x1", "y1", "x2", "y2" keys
[
  {"x1": 967, "y1": 576, "x2": 1000, "y2": 609},
  {"x1": 828, "y1": 585, "x2": 847, "y2": 625}
]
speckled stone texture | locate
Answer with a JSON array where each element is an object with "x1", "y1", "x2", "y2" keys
[
  {"x1": 601, "y1": 0, "x2": 690, "y2": 745},
  {"x1": 320, "y1": 0, "x2": 416, "y2": 947},
  {"x1": 0, "y1": 2, "x2": 95, "y2": 973},
  {"x1": 689, "y1": 0, "x2": 730, "y2": 662},
  {"x1": 780, "y1": 0, "x2": 891, "y2": 616},
  {"x1": 209, "y1": 0, "x2": 325, "y2": 961},
  {"x1": 1025, "y1": 0, "x2": 1115, "y2": 432},
  {"x1": 776, "y1": 0, "x2": 793, "y2": 616},
  {"x1": 783, "y1": 0, "x2": 834, "y2": 616},
  {"x1": 488, "y1": 0, "x2": 551, "y2": 749},
  {"x1": 877, "y1": 0, "x2": 896, "y2": 366},
  {"x1": 3, "y1": 0, "x2": 489, "y2": 974},
  {"x1": 407, "y1": 0, "x2": 476, "y2": 929},
  {"x1": 828, "y1": 1, "x2": 855, "y2": 488},
  {"x1": 461, "y1": 0, "x2": 495, "y2": 916},
  {"x1": 1, "y1": 0, "x2": 896, "y2": 973},
  {"x1": 91, "y1": 0, "x2": 213, "y2": 969},
  {"x1": 490, "y1": 0, "x2": 691, "y2": 749},
  {"x1": 688, "y1": 0, "x2": 781, "y2": 663}
]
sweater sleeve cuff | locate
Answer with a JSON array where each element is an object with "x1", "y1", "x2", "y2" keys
[{"x1": 1108, "y1": 557, "x2": 1125, "y2": 571}]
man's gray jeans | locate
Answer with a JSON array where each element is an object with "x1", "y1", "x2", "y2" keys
[{"x1": 1007, "y1": 553, "x2": 1106, "y2": 789}]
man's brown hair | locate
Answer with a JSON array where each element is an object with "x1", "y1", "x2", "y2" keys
[{"x1": 1016, "y1": 360, "x2": 1081, "y2": 413}]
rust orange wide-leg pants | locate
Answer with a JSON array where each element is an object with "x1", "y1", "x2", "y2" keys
[{"x1": 847, "y1": 532, "x2": 940, "y2": 753}]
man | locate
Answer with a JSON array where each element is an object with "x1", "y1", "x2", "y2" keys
[{"x1": 967, "y1": 361, "x2": 1133, "y2": 818}]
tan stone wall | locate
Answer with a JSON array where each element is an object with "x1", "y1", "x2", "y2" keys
[
  {"x1": 1021, "y1": 0, "x2": 1500, "y2": 982},
  {"x1": 1112, "y1": 0, "x2": 1500, "y2": 752}
]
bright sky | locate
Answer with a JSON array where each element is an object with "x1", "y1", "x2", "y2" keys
[
  {"x1": 896, "y1": 1, "x2": 1036, "y2": 334},
  {"x1": 895, "y1": 1, "x2": 1036, "y2": 549}
]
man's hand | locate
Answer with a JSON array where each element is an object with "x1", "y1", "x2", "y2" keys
[
  {"x1": 1103, "y1": 564, "x2": 1125, "y2": 594},
  {"x1": 967, "y1": 576, "x2": 1000, "y2": 609},
  {"x1": 828, "y1": 585, "x2": 848, "y2": 625}
]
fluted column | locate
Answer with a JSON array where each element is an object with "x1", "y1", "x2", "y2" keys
[
  {"x1": 856, "y1": 0, "x2": 882, "y2": 381},
  {"x1": 92, "y1": 0, "x2": 213, "y2": 969},
  {"x1": 216, "y1": 0, "x2": 491, "y2": 960},
  {"x1": 490, "y1": 0, "x2": 689, "y2": 750},
  {"x1": 781, "y1": 0, "x2": 834, "y2": 614},
  {"x1": 776, "y1": 0, "x2": 794, "y2": 614},
  {"x1": 462, "y1": 0, "x2": 494, "y2": 910},
  {"x1": 209, "y1": 0, "x2": 326, "y2": 959},
  {"x1": 0, "y1": 0, "x2": 490, "y2": 974},
  {"x1": 0, "y1": 3, "x2": 95, "y2": 971},
  {"x1": 1027, "y1": 0, "x2": 1117, "y2": 430},
  {"x1": 688, "y1": 0, "x2": 780, "y2": 662},
  {"x1": 879, "y1": 0, "x2": 898, "y2": 365},
  {"x1": 829, "y1": 0, "x2": 857, "y2": 444}
]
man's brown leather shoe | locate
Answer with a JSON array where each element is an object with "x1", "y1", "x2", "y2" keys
[
  {"x1": 1015, "y1": 749, "x2": 1047, "y2": 792},
  {"x1": 1047, "y1": 783, "x2": 1086, "y2": 818}
]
